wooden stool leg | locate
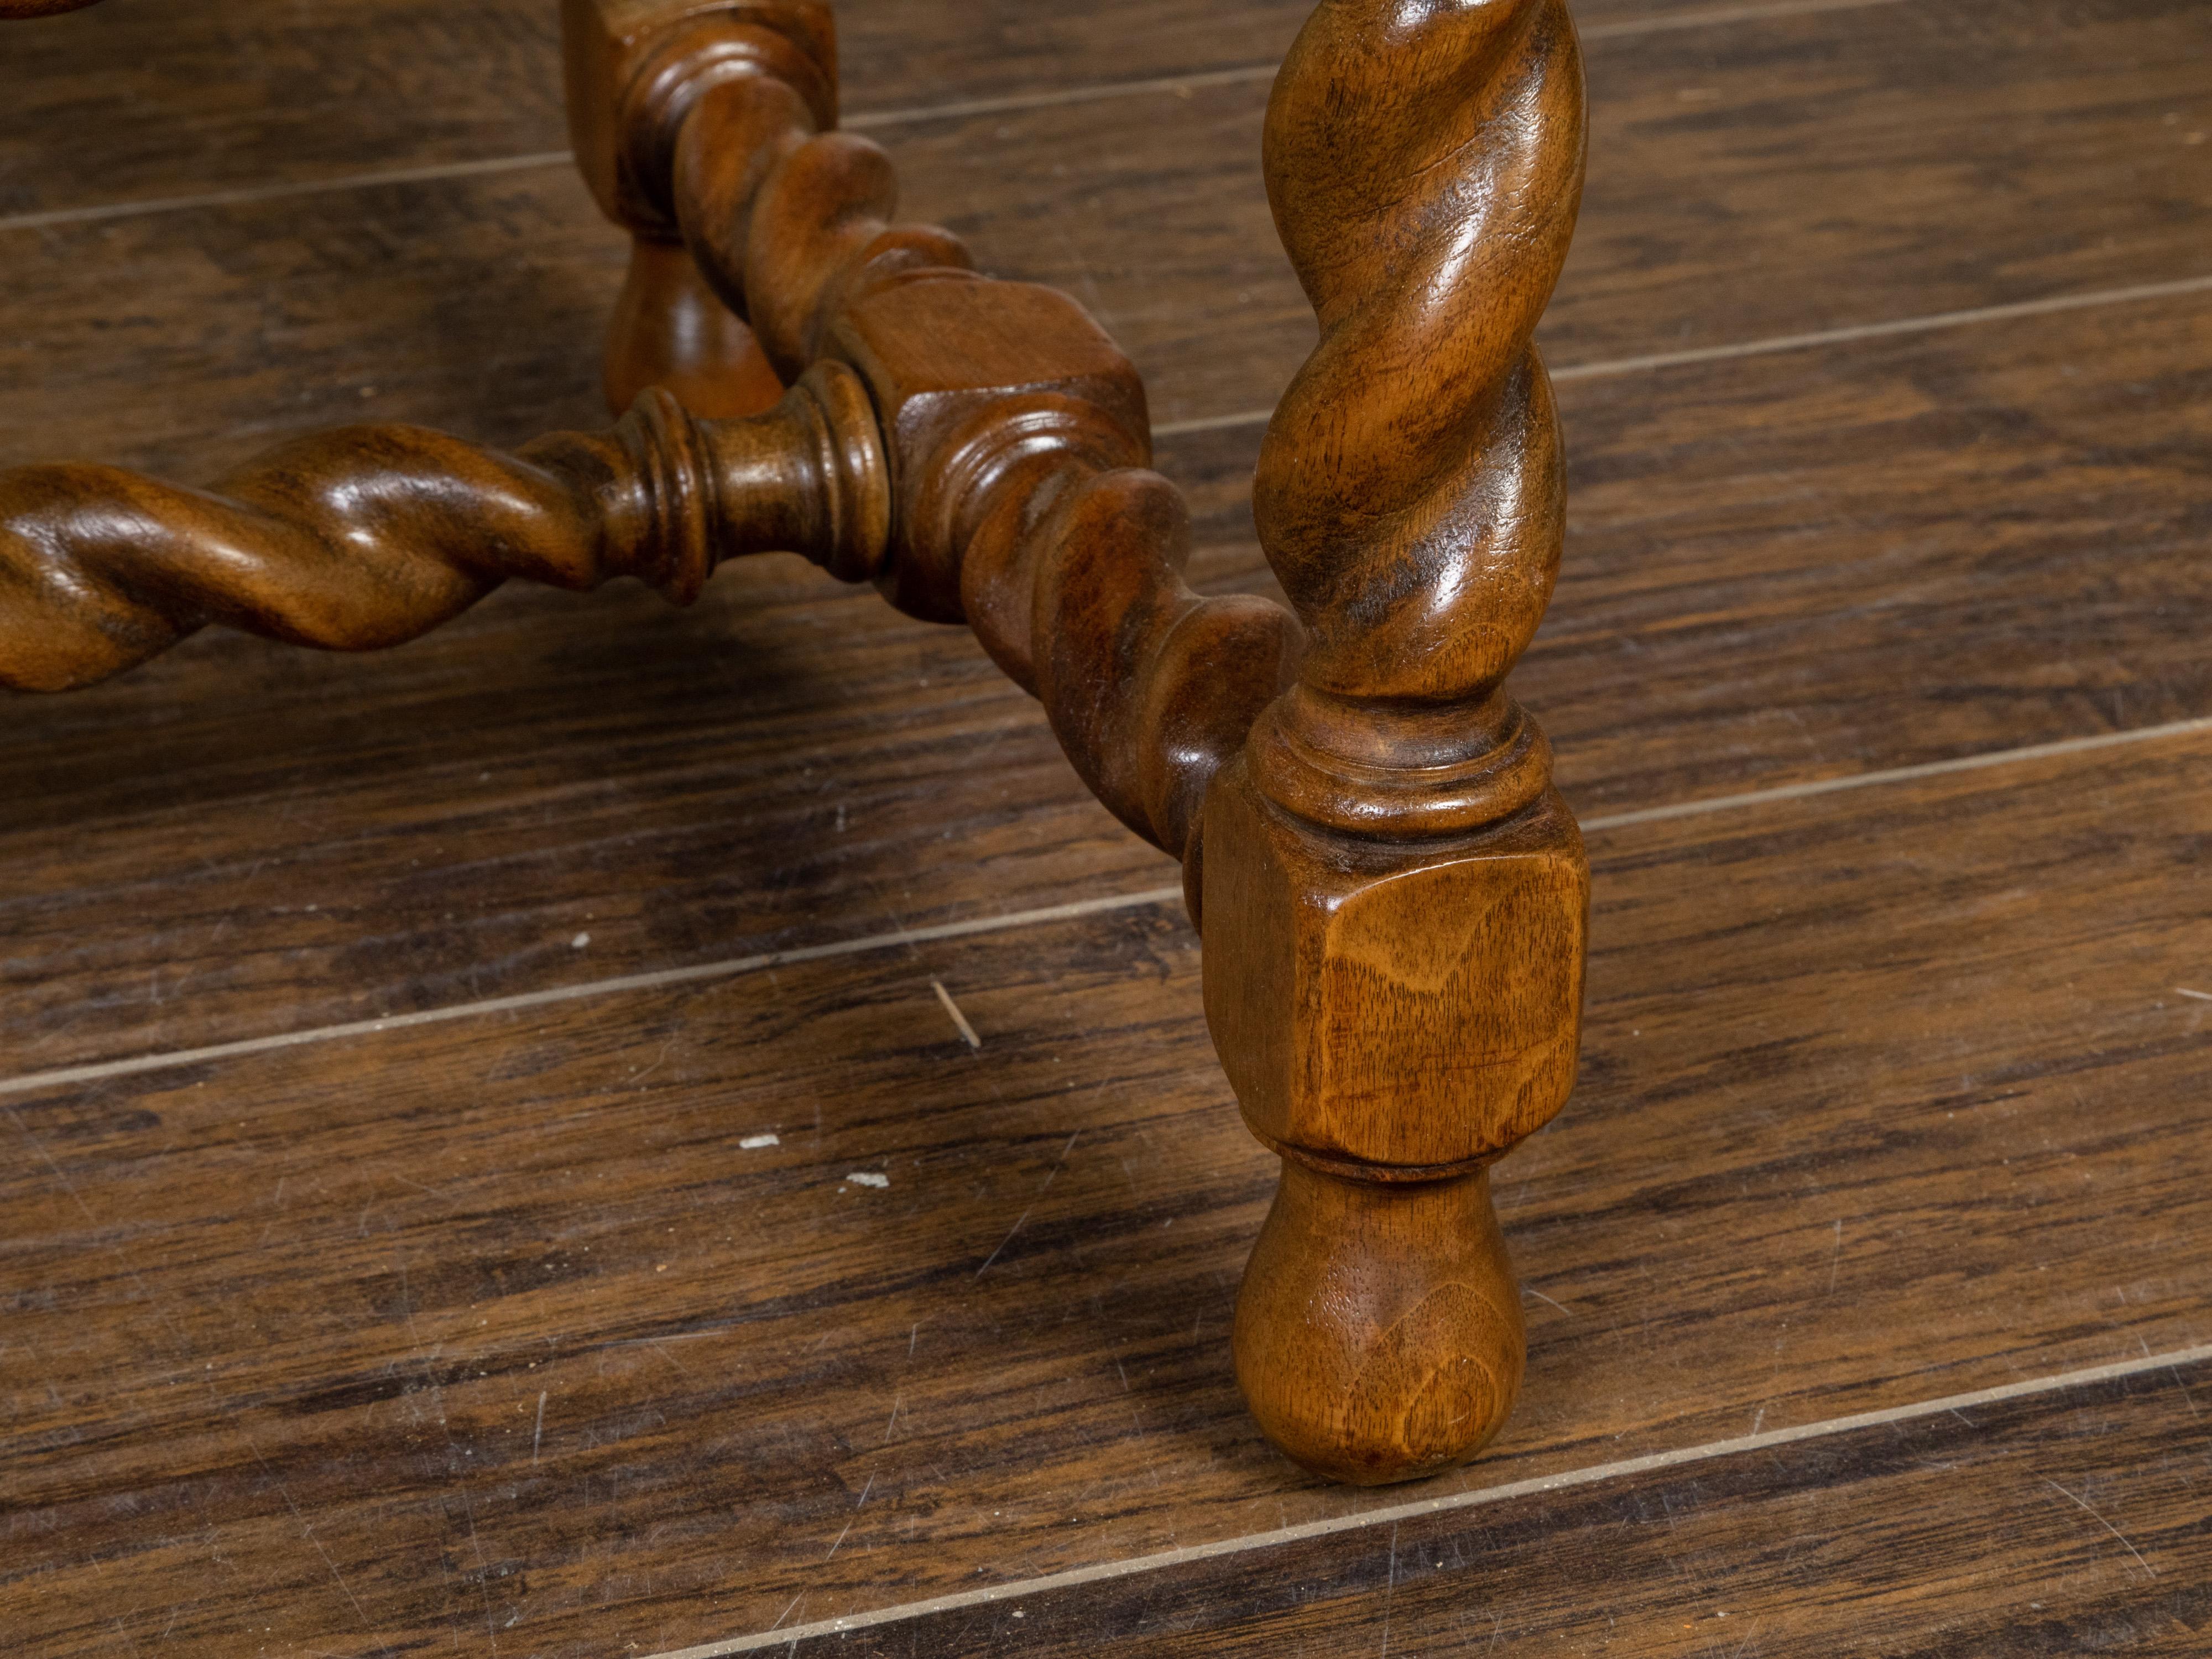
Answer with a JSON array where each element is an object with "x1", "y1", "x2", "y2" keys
[{"x1": 1204, "y1": 0, "x2": 1590, "y2": 1483}]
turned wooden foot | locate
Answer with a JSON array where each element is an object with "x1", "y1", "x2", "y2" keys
[
  {"x1": 1204, "y1": 756, "x2": 1585, "y2": 1483},
  {"x1": 1234, "y1": 1161, "x2": 1524, "y2": 1485},
  {"x1": 603, "y1": 237, "x2": 785, "y2": 419}
]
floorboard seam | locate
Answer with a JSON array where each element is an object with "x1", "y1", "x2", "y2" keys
[
  {"x1": 1575, "y1": 714, "x2": 2212, "y2": 832},
  {"x1": 0, "y1": 0, "x2": 1909, "y2": 238},
  {"x1": 8, "y1": 713, "x2": 2210, "y2": 1099},
  {"x1": 648, "y1": 1341, "x2": 2212, "y2": 1657},
  {"x1": 0, "y1": 152, "x2": 578, "y2": 235},
  {"x1": 844, "y1": 1, "x2": 1910, "y2": 132},
  {"x1": 0, "y1": 886, "x2": 1185, "y2": 1099},
  {"x1": 1154, "y1": 274, "x2": 2212, "y2": 438}
]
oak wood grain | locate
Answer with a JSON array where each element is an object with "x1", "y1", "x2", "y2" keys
[
  {"x1": 7, "y1": 732, "x2": 2210, "y2": 1653},
  {"x1": 810, "y1": 1358, "x2": 2212, "y2": 1656}
]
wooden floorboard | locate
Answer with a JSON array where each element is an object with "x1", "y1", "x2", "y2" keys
[
  {"x1": 0, "y1": 0, "x2": 569, "y2": 218},
  {"x1": 0, "y1": 1, "x2": 1860, "y2": 218},
  {"x1": 7, "y1": 731, "x2": 2210, "y2": 1655},
  {"x1": 818, "y1": 1357, "x2": 2212, "y2": 1656},
  {"x1": 6, "y1": 1, "x2": 2210, "y2": 1072},
  {"x1": 7, "y1": 2, "x2": 2206, "y2": 463},
  {"x1": 1259, "y1": 286, "x2": 2212, "y2": 815}
]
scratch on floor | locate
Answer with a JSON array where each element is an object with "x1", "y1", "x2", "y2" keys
[
  {"x1": 1524, "y1": 1287, "x2": 1572, "y2": 1316},
  {"x1": 2043, "y1": 1478, "x2": 2156, "y2": 1580},
  {"x1": 825, "y1": 1475, "x2": 878, "y2": 1564},
  {"x1": 264, "y1": 1455, "x2": 394, "y2": 1659},
  {"x1": 977, "y1": 1131, "x2": 1082, "y2": 1275},
  {"x1": 932, "y1": 979, "x2": 983, "y2": 1050},
  {"x1": 1827, "y1": 1219, "x2": 1844, "y2": 1292},
  {"x1": 2171, "y1": 1368, "x2": 2203, "y2": 1423},
  {"x1": 2178, "y1": 988, "x2": 2212, "y2": 1003},
  {"x1": 531, "y1": 1391, "x2": 547, "y2": 1466}
]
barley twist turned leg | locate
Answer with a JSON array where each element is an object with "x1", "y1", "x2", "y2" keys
[
  {"x1": 1207, "y1": 0, "x2": 1590, "y2": 1484},
  {"x1": 0, "y1": 366, "x2": 887, "y2": 692}
]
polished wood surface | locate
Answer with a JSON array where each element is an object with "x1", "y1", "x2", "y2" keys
[
  {"x1": 5, "y1": 0, "x2": 2211, "y2": 1648},
  {"x1": 1208, "y1": 0, "x2": 1587, "y2": 1481},
  {"x1": 561, "y1": 0, "x2": 1580, "y2": 1480},
  {"x1": 6, "y1": 235, "x2": 2206, "y2": 1078},
  {"x1": 600, "y1": 236, "x2": 787, "y2": 418},
  {"x1": 0, "y1": 4, "x2": 2203, "y2": 1057},
  {"x1": 0, "y1": 367, "x2": 885, "y2": 690}
]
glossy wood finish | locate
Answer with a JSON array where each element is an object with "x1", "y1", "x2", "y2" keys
[
  {"x1": 1206, "y1": 0, "x2": 1588, "y2": 1481},
  {"x1": 1, "y1": 0, "x2": 1588, "y2": 1481},
  {"x1": 9, "y1": 731, "x2": 2212, "y2": 1653},
  {"x1": 601, "y1": 236, "x2": 787, "y2": 418},
  {"x1": 10, "y1": 5, "x2": 2204, "y2": 458},
  {"x1": 554, "y1": 0, "x2": 1594, "y2": 1481},
  {"x1": 572, "y1": 0, "x2": 1301, "y2": 902},
  {"x1": 0, "y1": 367, "x2": 886, "y2": 691}
]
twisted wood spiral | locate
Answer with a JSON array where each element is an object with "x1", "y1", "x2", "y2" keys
[
  {"x1": 1250, "y1": 0, "x2": 1586, "y2": 838},
  {"x1": 1215, "y1": 0, "x2": 1592, "y2": 1485},
  {"x1": 0, "y1": 367, "x2": 888, "y2": 693},
  {"x1": 604, "y1": 14, "x2": 1306, "y2": 887}
]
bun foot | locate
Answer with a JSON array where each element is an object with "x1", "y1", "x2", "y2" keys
[{"x1": 1232, "y1": 1159, "x2": 1525, "y2": 1486}]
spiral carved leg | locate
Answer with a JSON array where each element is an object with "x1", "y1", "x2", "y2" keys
[
  {"x1": 0, "y1": 363, "x2": 889, "y2": 692},
  {"x1": 1204, "y1": 0, "x2": 1590, "y2": 1481}
]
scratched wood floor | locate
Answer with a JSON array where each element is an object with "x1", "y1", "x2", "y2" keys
[{"x1": 4, "y1": 0, "x2": 2211, "y2": 1653}]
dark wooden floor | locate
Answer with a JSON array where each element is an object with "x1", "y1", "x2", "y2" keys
[{"x1": 4, "y1": 1, "x2": 2211, "y2": 1653}]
